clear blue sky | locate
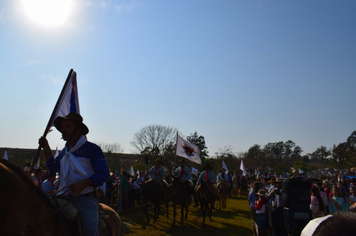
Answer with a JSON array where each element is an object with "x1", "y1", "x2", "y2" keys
[{"x1": 1, "y1": 0, "x2": 355, "y2": 157}]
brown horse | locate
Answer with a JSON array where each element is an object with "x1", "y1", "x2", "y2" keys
[
  {"x1": 231, "y1": 176, "x2": 239, "y2": 198},
  {"x1": 170, "y1": 177, "x2": 190, "y2": 225},
  {"x1": 144, "y1": 178, "x2": 168, "y2": 223},
  {"x1": 197, "y1": 181, "x2": 217, "y2": 225},
  {"x1": 0, "y1": 159, "x2": 121, "y2": 236},
  {"x1": 217, "y1": 180, "x2": 229, "y2": 210}
]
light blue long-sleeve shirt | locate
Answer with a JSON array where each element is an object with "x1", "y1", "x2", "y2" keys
[
  {"x1": 175, "y1": 166, "x2": 191, "y2": 182},
  {"x1": 196, "y1": 170, "x2": 216, "y2": 187},
  {"x1": 217, "y1": 172, "x2": 228, "y2": 182},
  {"x1": 148, "y1": 165, "x2": 166, "y2": 180}
]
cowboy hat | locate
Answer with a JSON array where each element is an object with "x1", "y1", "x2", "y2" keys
[
  {"x1": 154, "y1": 158, "x2": 162, "y2": 163},
  {"x1": 268, "y1": 178, "x2": 276, "y2": 183},
  {"x1": 256, "y1": 190, "x2": 266, "y2": 197},
  {"x1": 179, "y1": 159, "x2": 186, "y2": 163},
  {"x1": 220, "y1": 168, "x2": 226, "y2": 171},
  {"x1": 54, "y1": 112, "x2": 89, "y2": 135}
]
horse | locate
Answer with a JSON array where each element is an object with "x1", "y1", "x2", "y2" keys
[
  {"x1": 239, "y1": 178, "x2": 249, "y2": 195},
  {"x1": 0, "y1": 159, "x2": 121, "y2": 236},
  {"x1": 144, "y1": 178, "x2": 168, "y2": 223},
  {"x1": 217, "y1": 180, "x2": 229, "y2": 210},
  {"x1": 231, "y1": 176, "x2": 239, "y2": 198},
  {"x1": 170, "y1": 177, "x2": 190, "y2": 225},
  {"x1": 197, "y1": 181, "x2": 217, "y2": 225}
]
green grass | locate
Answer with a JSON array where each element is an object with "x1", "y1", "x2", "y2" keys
[{"x1": 120, "y1": 196, "x2": 254, "y2": 236}]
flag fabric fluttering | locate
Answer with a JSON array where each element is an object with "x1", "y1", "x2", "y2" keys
[
  {"x1": 51, "y1": 70, "x2": 80, "y2": 126},
  {"x1": 176, "y1": 134, "x2": 201, "y2": 164},
  {"x1": 222, "y1": 160, "x2": 229, "y2": 174},
  {"x1": 30, "y1": 69, "x2": 80, "y2": 174},
  {"x1": 54, "y1": 146, "x2": 59, "y2": 159},
  {"x1": 130, "y1": 165, "x2": 135, "y2": 176},
  {"x1": 240, "y1": 159, "x2": 246, "y2": 176},
  {"x1": 299, "y1": 169, "x2": 304, "y2": 174},
  {"x1": 3, "y1": 151, "x2": 8, "y2": 160},
  {"x1": 191, "y1": 167, "x2": 198, "y2": 175}
]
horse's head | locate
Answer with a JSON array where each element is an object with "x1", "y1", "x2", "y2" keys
[
  {"x1": 0, "y1": 160, "x2": 63, "y2": 235},
  {"x1": 170, "y1": 176, "x2": 182, "y2": 195}
]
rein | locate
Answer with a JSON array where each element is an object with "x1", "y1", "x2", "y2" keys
[{"x1": 17, "y1": 186, "x2": 72, "y2": 236}]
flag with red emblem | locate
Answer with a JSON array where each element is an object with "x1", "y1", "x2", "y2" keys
[{"x1": 176, "y1": 134, "x2": 201, "y2": 164}]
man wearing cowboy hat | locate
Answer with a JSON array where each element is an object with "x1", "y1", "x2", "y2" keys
[
  {"x1": 175, "y1": 159, "x2": 194, "y2": 203},
  {"x1": 195, "y1": 164, "x2": 220, "y2": 205},
  {"x1": 217, "y1": 168, "x2": 231, "y2": 189},
  {"x1": 148, "y1": 158, "x2": 169, "y2": 189},
  {"x1": 39, "y1": 112, "x2": 110, "y2": 236},
  {"x1": 175, "y1": 159, "x2": 191, "y2": 182}
]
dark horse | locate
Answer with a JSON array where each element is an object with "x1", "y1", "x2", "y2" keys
[
  {"x1": 144, "y1": 178, "x2": 168, "y2": 223},
  {"x1": 0, "y1": 159, "x2": 121, "y2": 236},
  {"x1": 197, "y1": 181, "x2": 217, "y2": 225},
  {"x1": 170, "y1": 177, "x2": 190, "y2": 225}
]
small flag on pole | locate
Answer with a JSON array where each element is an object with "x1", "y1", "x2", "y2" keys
[
  {"x1": 176, "y1": 134, "x2": 201, "y2": 164},
  {"x1": 222, "y1": 160, "x2": 229, "y2": 174},
  {"x1": 3, "y1": 151, "x2": 8, "y2": 160},
  {"x1": 130, "y1": 165, "x2": 135, "y2": 176},
  {"x1": 51, "y1": 70, "x2": 80, "y2": 126},
  {"x1": 240, "y1": 159, "x2": 246, "y2": 176}
]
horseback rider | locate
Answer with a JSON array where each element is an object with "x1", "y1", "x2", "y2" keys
[
  {"x1": 39, "y1": 112, "x2": 110, "y2": 236},
  {"x1": 217, "y1": 168, "x2": 231, "y2": 189},
  {"x1": 174, "y1": 159, "x2": 194, "y2": 203},
  {"x1": 194, "y1": 164, "x2": 220, "y2": 206},
  {"x1": 148, "y1": 158, "x2": 169, "y2": 189}
]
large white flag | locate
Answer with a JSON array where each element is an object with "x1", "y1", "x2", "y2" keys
[
  {"x1": 222, "y1": 160, "x2": 229, "y2": 174},
  {"x1": 3, "y1": 151, "x2": 8, "y2": 160},
  {"x1": 240, "y1": 159, "x2": 246, "y2": 176},
  {"x1": 176, "y1": 134, "x2": 201, "y2": 164},
  {"x1": 51, "y1": 70, "x2": 80, "y2": 126}
]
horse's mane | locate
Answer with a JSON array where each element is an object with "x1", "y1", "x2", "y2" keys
[{"x1": 0, "y1": 159, "x2": 51, "y2": 205}]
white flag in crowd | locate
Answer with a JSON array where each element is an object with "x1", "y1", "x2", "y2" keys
[
  {"x1": 222, "y1": 160, "x2": 229, "y2": 174},
  {"x1": 130, "y1": 165, "x2": 135, "y2": 176},
  {"x1": 176, "y1": 134, "x2": 201, "y2": 164},
  {"x1": 3, "y1": 151, "x2": 8, "y2": 160},
  {"x1": 240, "y1": 159, "x2": 246, "y2": 176}
]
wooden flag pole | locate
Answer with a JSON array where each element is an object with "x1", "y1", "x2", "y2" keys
[{"x1": 29, "y1": 69, "x2": 74, "y2": 173}]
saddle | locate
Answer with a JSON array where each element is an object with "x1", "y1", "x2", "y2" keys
[{"x1": 48, "y1": 194, "x2": 110, "y2": 236}]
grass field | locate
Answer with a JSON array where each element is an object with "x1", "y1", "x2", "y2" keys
[{"x1": 119, "y1": 196, "x2": 254, "y2": 236}]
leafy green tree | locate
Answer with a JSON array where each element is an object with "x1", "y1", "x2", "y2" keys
[{"x1": 187, "y1": 131, "x2": 209, "y2": 161}]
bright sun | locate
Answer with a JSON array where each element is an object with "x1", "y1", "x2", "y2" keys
[{"x1": 21, "y1": 0, "x2": 73, "y2": 27}]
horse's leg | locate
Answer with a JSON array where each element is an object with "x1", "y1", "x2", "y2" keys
[
  {"x1": 145, "y1": 203, "x2": 150, "y2": 223},
  {"x1": 153, "y1": 203, "x2": 157, "y2": 223},
  {"x1": 166, "y1": 199, "x2": 169, "y2": 219},
  {"x1": 200, "y1": 202, "x2": 205, "y2": 225},
  {"x1": 184, "y1": 203, "x2": 188, "y2": 220},
  {"x1": 173, "y1": 203, "x2": 176, "y2": 225},
  {"x1": 180, "y1": 205, "x2": 184, "y2": 223}
]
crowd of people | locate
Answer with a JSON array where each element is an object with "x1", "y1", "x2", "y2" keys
[{"x1": 246, "y1": 174, "x2": 356, "y2": 236}]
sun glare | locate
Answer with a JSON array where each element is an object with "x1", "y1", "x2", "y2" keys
[{"x1": 22, "y1": 0, "x2": 73, "y2": 27}]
